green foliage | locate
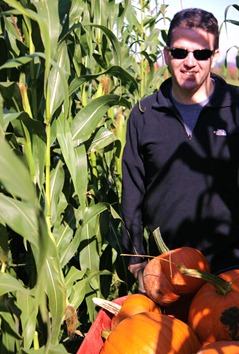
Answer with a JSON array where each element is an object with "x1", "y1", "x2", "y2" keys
[
  {"x1": 1, "y1": 0, "x2": 237, "y2": 352},
  {"x1": 220, "y1": 3, "x2": 239, "y2": 73},
  {"x1": 0, "y1": 0, "x2": 166, "y2": 352}
]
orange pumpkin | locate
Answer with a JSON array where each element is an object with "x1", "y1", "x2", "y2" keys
[
  {"x1": 143, "y1": 246, "x2": 210, "y2": 306},
  {"x1": 101, "y1": 312, "x2": 201, "y2": 354},
  {"x1": 183, "y1": 268, "x2": 239, "y2": 345},
  {"x1": 196, "y1": 341, "x2": 239, "y2": 353},
  {"x1": 111, "y1": 293, "x2": 161, "y2": 330}
]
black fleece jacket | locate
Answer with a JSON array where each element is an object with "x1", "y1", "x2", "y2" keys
[{"x1": 121, "y1": 73, "x2": 239, "y2": 272}]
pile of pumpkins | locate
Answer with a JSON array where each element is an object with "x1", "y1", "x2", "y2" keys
[{"x1": 95, "y1": 234, "x2": 239, "y2": 353}]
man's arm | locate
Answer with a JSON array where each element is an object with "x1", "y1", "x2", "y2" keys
[{"x1": 121, "y1": 107, "x2": 147, "y2": 284}]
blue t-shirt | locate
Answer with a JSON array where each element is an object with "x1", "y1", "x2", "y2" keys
[{"x1": 172, "y1": 96, "x2": 210, "y2": 136}]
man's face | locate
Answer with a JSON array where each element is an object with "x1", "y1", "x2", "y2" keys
[{"x1": 164, "y1": 27, "x2": 219, "y2": 99}]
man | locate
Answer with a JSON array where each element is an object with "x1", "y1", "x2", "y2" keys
[{"x1": 121, "y1": 8, "x2": 239, "y2": 292}]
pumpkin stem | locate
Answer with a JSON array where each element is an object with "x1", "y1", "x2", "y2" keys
[
  {"x1": 101, "y1": 330, "x2": 111, "y2": 340},
  {"x1": 153, "y1": 227, "x2": 169, "y2": 254},
  {"x1": 92, "y1": 297, "x2": 121, "y2": 315},
  {"x1": 178, "y1": 264, "x2": 232, "y2": 296}
]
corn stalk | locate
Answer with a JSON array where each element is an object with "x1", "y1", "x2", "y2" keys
[{"x1": 0, "y1": 0, "x2": 167, "y2": 352}]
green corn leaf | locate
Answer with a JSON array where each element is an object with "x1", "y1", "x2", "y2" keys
[
  {"x1": 47, "y1": 42, "x2": 70, "y2": 118},
  {"x1": 56, "y1": 112, "x2": 88, "y2": 208},
  {"x1": 58, "y1": 224, "x2": 80, "y2": 268},
  {"x1": 16, "y1": 290, "x2": 38, "y2": 349},
  {"x1": 89, "y1": 126, "x2": 117, "y2": 152},
  {"x1": 22, "y1": 344, "x2": 68, "y2": 354},
  {"x1": 69, "y1": 277, "x2": 88, "y2": 309},
  {"x1": 79, "y1": 222, "x2": 100, "y2": 271},
  {"x1": 0, "y1": 272, "x2": 29, "y2": 296},
  {"x1": 50, "y1": 160, "x2": 65, "y2": 224},
  {"x1": 65, "y1": 267, "x2": 87, "y2": 289},
  {"x1": 1, "y1": 0, "x2": 51, "y2": 76},
  {"x1": 33, "y1": 0, "x2": 61, "y2": 61},
  {"x1": 0, "y1": 83, "x2": 23, "y2": 113},
  {"x1": 84, "y1": 24, "x2": 122, "y2": 65},
  {"x1": 59, "y1": 203, "x2": 109, "y2": 267},
  {"x1": 68, "y1": 65, "x2": 138, "y2": 95},
  {"x1": 0, "y1": 136, "x2": 36, "y2": 202},
  {"x1": 56, "y1": 112, "x2": 77, "y2": 183},
  {"x1": 0, "y1": 56, "x2": 33, "y2": 68},
  {"x1": 0, "y1": 194, "x2": 38, "y2": 247},
  {"x1": 82, "y1": 203, "x2": 109, "y2": 226},
  {"x1": 45, "y1": 256, "x2": 67, "y2": 345},
  {"x1": 0, "y1": 304, "x2": 22, "y2": 352},
  {"x1": 71, "y1": 94, "x2": 130, "y2": 143},
  {"x1": 74, "y1": 144, "x2": 88, "y2": 209},
  {"x1": 10, "y1": 113, "x2": 47, "y2": 187}
]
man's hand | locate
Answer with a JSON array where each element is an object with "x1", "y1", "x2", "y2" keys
[{"x1": 128, "y1": 261, "x2": 148, "y2": 293}]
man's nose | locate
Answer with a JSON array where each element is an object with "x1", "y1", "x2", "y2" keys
[{"x1": 184, "y1": 52, "x2": 197, "y2": 66}]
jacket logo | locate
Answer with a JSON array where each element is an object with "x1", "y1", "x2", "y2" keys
[{"x1": 213, "y1": 129, "x2": 227, "y2": 136}]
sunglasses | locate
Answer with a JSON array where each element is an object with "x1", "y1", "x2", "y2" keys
[{"x1": 166, "y1": 46, "x2": 215, "y2": 61}]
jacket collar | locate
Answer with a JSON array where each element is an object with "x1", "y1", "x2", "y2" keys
[{"x1": 152, "y1": 73, "x2": 232, "y2": 110}]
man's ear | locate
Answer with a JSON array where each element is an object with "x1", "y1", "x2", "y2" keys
[
  {"x1": 211, "y1": 49, "x2": 220, "y2": 69},
  {"x1": 164, "y1": 46, "x2": 170, "y2": 65}
]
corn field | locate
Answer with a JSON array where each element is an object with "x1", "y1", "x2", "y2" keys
[{"x1": 0, "y1": 0, "x2": 238, "y2": 353}]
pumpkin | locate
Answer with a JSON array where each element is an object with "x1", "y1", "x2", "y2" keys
[
  {"x1": 100, "y1": 312, "x2": 201, "y2": 354},
  {"x1": 180, "y1": 266, "x2": 239, "y2": 345},
  {"x1": 111, "y1": 293, "x2": 161, "y2": 330},
  {"x1": 93, "y1": 294, "x2": 161, "y2": 331},
  {"x1": 196, "y1": 341, "x2": 239, "y2": 353},
  {"x1": 143, "y1": 244, "x2": 210, "y2": 306}
]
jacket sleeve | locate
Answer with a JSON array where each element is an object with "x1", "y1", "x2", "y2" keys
[{"x1": 121, "y1": 105, "x2": 147, "y2": 265}]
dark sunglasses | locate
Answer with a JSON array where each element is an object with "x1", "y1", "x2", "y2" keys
[{"x1": 166, "y1": 46, "x2": 215, "y2": 60}]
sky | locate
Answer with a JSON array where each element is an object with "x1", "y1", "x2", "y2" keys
[{"x1": 160, "y1": 0, "x2": 239, "y2": 64}]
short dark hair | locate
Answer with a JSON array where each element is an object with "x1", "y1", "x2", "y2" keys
[{"x1": 166, "y1": 8, "x2": 219, "y2": 50}]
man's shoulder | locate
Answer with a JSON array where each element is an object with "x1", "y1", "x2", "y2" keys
[
  {"x1": 212, "y1": 73, "x2": 239, "y2": 107},
  {"x1": 131, "y1": 77, "x2": 172, "y2": 114},
  {"x1": 226, "y1": 82, "x2": 239, "y2": 95},
  {"x1": 130, "y1": 91, "x2": 158, "y2": 115},
  {"x1": 212, "y1": 72, "x2": 239, "y2": 94},
  {"x1": 140, "y1": 91, "x2": 158, "y2": 107}
]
